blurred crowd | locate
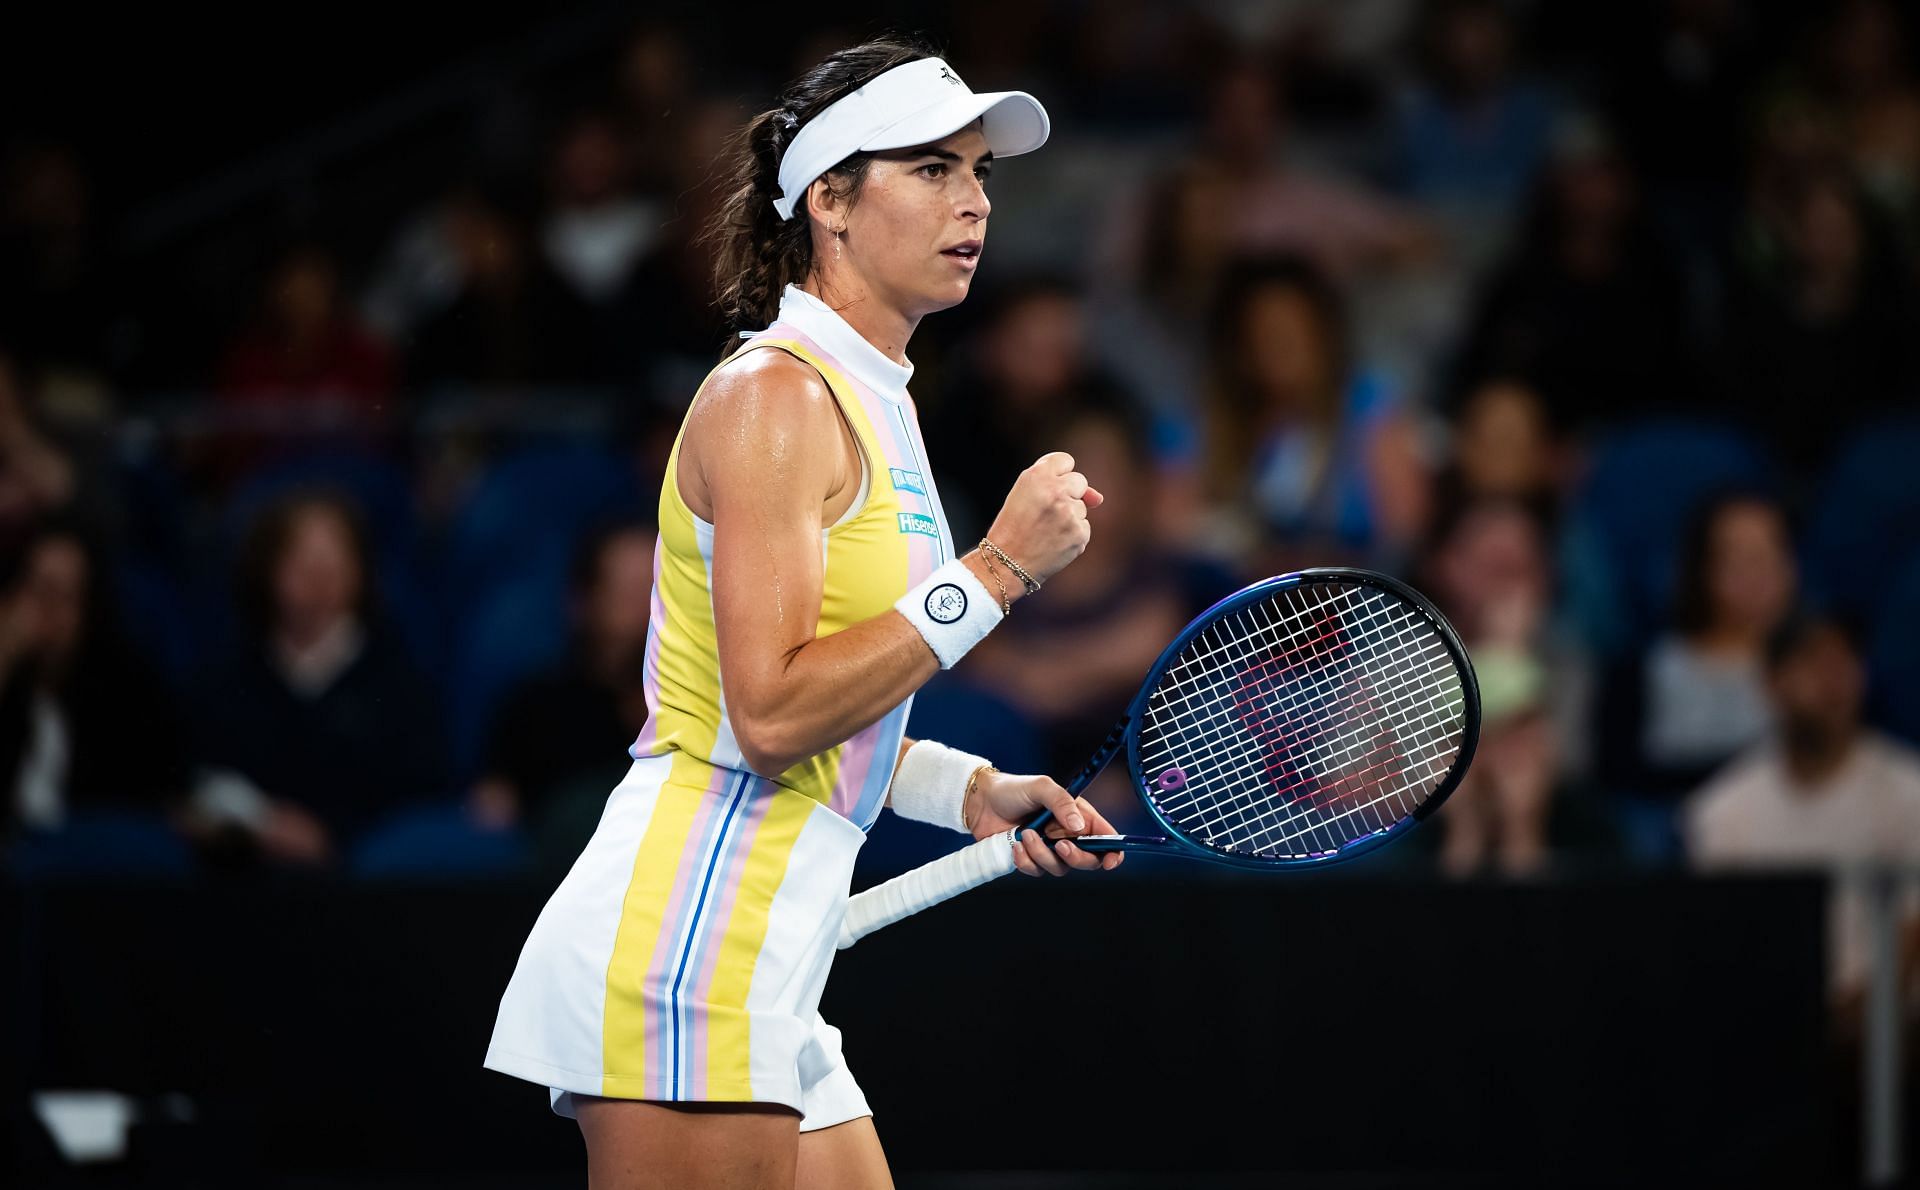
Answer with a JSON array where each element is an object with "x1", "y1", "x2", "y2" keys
[{"x1": 4, "y1": 2, "x2": 1920, "y2": 1015}]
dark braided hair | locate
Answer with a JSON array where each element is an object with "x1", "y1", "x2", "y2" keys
[{"x1": 704, "y1": 36, "x2": 938, "y2": 342}]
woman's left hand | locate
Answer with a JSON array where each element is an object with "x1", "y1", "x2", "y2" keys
[{"x1": 969, "y1": 770, "x2": 1125, "y2": 876}]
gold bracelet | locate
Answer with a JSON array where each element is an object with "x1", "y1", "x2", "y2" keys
[
  {"x1": 962, "y1": 763, "x2": 997, "y2": 833},
  {"x1": 978, "y1": 538, "x2": 1040, "y2": 594},
  {"x1": 977, "y1": 549, "x2": 1012, "y2": 615}
]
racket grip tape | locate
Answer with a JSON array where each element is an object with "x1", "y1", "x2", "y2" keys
[{"x1": 838, "y1": 829, "x2": 1019, "y2": 949}]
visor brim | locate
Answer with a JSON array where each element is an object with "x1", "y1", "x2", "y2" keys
[{"x1": 860, "y1": 90, "x2": 1050, "y2": 158}]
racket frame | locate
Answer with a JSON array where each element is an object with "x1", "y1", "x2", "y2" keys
[{"x1": 1045, "y1": 566, "x2": 1480, "y2": 870}]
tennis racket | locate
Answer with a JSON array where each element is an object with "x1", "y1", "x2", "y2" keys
[{"x1": 839, "y1": 567, "x2": 1480, "y2": 948}]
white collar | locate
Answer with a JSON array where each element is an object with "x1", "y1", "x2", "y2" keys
[{"x1": 772, "y1": 284, "x2": 913, "y2": 401}]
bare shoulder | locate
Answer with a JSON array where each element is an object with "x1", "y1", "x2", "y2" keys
[
  {"x1": 688, "y1": 348, "x2": 839, "y2": 450},
  {"x1": 682, "y1": 347, "x2": 842, "y2": 513}
]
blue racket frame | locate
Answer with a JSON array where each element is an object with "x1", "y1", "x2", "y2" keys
[{"x1": 1028, "y1": 567, "x2": 1481, "y2": 870}]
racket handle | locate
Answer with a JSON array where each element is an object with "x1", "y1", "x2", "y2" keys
[{"x1": 838, "y1": 829, "x2": 1019, "y2": 949}]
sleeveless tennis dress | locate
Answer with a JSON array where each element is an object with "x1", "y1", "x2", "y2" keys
[{"x1": 484, "y1": 284, "x2": 956, "y2": 1129}]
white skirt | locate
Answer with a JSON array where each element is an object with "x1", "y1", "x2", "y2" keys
[{"x1": 483, "y1": 754, "x2": 873, "y2": 1129}]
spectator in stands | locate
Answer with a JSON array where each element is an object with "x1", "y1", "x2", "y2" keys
[
  {"x1": 1421, "y1": 499, "x2": 1609, "y2": 876},
  {"x1": 187, "y1": 493, "x2": 448, "y2": 868},
  {"x1": 602, "y1": 96, "x2": 739, "y2": 410},
  {"x1": 405, "y1": 186, "x2": 597, "y2": 390},
  {"x1": 1392, "y1": 0, "x2": 1558, "y2": 234},
  {"x1": 1197, "y1": 255, "x2": 1428, "y2": 571},
  {"x1": 0, "y1": 350, "x2": 77, "y2": 557},
  {"x1": 1431, "y1": 378, "x2": 1568, "y2": 530},
  {"x1": 540, "y1": 108, "x2": 661, "y2": 306},
  {"x1": 1599, "y1": 491, "x2": 1799, "y2": 854},
  {"x1": 1090, "y1": 58, "x2": 1433, "y2": 422},
  {"x1": 216, "y1": 240, "x2": 396, "y2": 414},
  {"x1": 611, "y1": 23, "x2": 695, "y2": 198},
  {"x1": 468, "y1": 519, "x2": 655, "y2": 839},
  {"x1": 927, "y1": 276, "x2": 1141, "y2": 540},
  {"x1": 1448, "y1": 117, "x2": 1692, "y2": 430},
  {"x1": 0, "y1": 521, "x2": 188, "y2": 839},
  {"x1": 0, "y1": 141, "x2": 120, "y2": 382},
  {"x1": 1720, "y1": 163, "x2": 1916, "y2": 471},
  {"x1": 962, "y1": 404, "x2": 1235, "y2": 810},
  {"x1": 1806, "y1": 0, "x2": 1920, "y2": 243},
  {"x1": 1685, "y1": 614, "x2": 1920, "y2": 1027}
]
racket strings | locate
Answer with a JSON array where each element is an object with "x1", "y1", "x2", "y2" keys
[{"x1": 1137, "y1": 582, "x2": 1468, "y2": 859}]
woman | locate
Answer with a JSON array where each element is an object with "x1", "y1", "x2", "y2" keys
[
  {"x1": 191, "y1": 491, "x2": 448, "y2": 866},
  {"x1": 1597, "y1": 491, "x2": 1799, "y2": 859},
  {"x1": 484, "y1": 39, "x2": 1122, "y2": 1189},
  {"x1": 1197, "y1": 254, "x2": 1427, "y2": 570}
]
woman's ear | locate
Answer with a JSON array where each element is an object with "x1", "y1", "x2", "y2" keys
[{"x1": 805, "y1": 176, "x2": 842, "y2": 230}]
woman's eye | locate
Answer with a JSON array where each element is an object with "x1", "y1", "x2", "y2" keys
[{"x1": 921, "y1": 163, "x2": 946, "y2": 178}]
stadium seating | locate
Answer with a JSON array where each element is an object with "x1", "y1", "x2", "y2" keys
[{"x1": 1561, "y1": 420, "x2": 1774, "y2": 655}]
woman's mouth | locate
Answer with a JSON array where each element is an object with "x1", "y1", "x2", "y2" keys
[{"x1": 941, "y1": 242, "x2": 982, "y2": 268}]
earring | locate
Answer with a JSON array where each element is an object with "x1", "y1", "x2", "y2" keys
[{"x1": 832, "y1": 229, "x2": 843, "y2": 262}]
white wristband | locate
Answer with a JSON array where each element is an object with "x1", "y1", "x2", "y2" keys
[
  {"x1": 890, "y1": 739, "x2": 992, "y2": 833},
  {"x1": 894, "y1": 557, "x2": 1003, "y2": 669}
]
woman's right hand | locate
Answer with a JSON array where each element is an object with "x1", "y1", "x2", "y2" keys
[{"x1": 982, "y1": 451, "x2": 1104, "y2": 585}]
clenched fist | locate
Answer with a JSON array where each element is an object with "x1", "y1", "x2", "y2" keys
[{"x1": 981, "y1": 451, "x2": 1104, "y2": 587}]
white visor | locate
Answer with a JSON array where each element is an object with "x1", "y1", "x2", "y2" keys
[{"x1": 772, "y1": 57, "x2": 1049, "y2": 220}]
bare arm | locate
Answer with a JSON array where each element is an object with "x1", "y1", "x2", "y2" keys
[{"x1": 688, "y1": 354, "x2": 1024, "y2": 775}]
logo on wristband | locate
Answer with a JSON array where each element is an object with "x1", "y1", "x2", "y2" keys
[{"x1": 925, "y1": 583, "x2": 968, "y2": 624}]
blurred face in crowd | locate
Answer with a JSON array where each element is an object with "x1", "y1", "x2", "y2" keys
[
  {"x1": 984, "y1": 290, "x2": 1085, "y2": 407},
  {"x1": 1239, "y1": 283, "x2": 1336, "y2": 414},
  {"x1": 1432, "y1": 503, "x2": 1549, "y2": 644},
  {"x1": 17, "y1": 535, "x2": 88, "y2": 664},
  {"x1": 1771, "y1": 625, "x2": 1866, "y2": 749},
  {"x1": 816, "y1": 123, "x2": 992, "y2": 320},
  {"x1": 1454, "y1": 381, "x2": 1554, "y2": 499},
  {"x1": 447, "y1": 198, "x2": 524, "y2": 288},
  {"x1": 1059, "y1": 412, "x2": 1146, "y2": 547},
  {"x1": 273, "y1": 505, "x2": 364, "y2": 646},
  {"x1": 270, "y1": 249, "x2": 339, "y2": 340},
  {"x1": 1824, "y1": 0, "x2": 1905, "y2": 91},
  {"x1": 619, "y1": 27, "x2": 689, "y2": 111},
  {"x1": 1792, "y1": 180, "x2": 1863, "y2": 299},
  {"x1": 1702, "y1": 499, "x2": 1796, "y2": 638},
  {"x1": 553, "y1": 115, "x2": 631, "y2": 207},
  {"x1": 1435, "y1": 2, "x2": 1513, "y2": 97},
  {"x1": 1204, "y1": 65, "x2": 1278, "y2": 173},
  {"x1": 581, "y1": 528, "x2": 657, "y2": 658}
]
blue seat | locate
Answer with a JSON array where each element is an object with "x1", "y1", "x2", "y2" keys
[
  {"x1": 6, "y1": 810, "x2": 194, "y2": 881},
  {"x1": 1805, "y1": 417, "x2": 1920, "y2": 624},
  {"x1": 349, "y1": 801, "x2": 529, "y2": 879},
  {"x1": 445, "y1": 576, "x2": 572, "y2": 777},
  {"x1": 1870, "y1": 550, "x2": 1920, "y2": 747},
  {"x1": 1562, "y1": 420, "x2": 1773, "y2": 655},
  {"x1": 442, "y1": 444, "x2": 647, "y2": 597}
]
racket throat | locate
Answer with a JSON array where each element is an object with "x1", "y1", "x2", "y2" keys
[{"x1": 1068, "y1": 833, "x2": 1173, "y2": 853}]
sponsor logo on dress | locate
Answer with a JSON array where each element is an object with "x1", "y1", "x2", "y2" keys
[
  {"x1": 889, "y1": 467, "x2": 926, "y2": 494},
  {"x1": 897, "y1": 512, "x2": 940, "y2": 537}
]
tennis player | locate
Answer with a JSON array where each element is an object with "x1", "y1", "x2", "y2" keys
[{"x1": 484, "y1": 38, "x2": 1122, "y2": 1189}]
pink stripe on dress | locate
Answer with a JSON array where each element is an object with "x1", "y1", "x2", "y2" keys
[
  {"x1": 829, "y1": 723, "x2": 881, "y2": 821},
  {"x1": 628, "y1": 536, "x2": 670, "y2": 757},
  {"x1": 679, "y1": 777, "x2": 775, "y2": 1099},
  {"x1": 639, "y1": 763, "x2": 735, "y2": 1099}
]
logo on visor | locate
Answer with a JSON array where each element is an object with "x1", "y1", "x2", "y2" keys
[{"x1": 939, "y1": 66, "x2": 963, "y2": 88}]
